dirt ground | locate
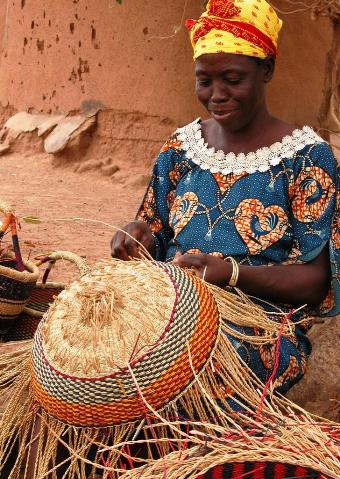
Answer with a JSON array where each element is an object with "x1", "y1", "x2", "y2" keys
[{"x1": 0, "y1": 152, "x2": 147, "y2": 281}]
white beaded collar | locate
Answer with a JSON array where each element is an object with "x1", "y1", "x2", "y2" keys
[{"x1": 176, "y1": 119, "x2": 324, "y2": 175}]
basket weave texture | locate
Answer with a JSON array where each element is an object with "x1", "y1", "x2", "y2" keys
[
  {"x1": 4, "y1": 251, "x2": 89, "y2": 341},
  {"x1": 197, "y1": 462, "x2": 324, "y2": 478},
  {"x1": 0, "y1": 258, "x2": 39, "y2": 333},
  {"x1": 0, "y1": 200, "x2": 39, "y2": 334},
  {"x1": 31, "y1": 260, "x2": 221, "y2": 427}
]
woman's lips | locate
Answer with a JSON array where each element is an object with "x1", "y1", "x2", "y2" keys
[{"x1": 210, "y1": 109, "x2": 238, "y2": 119}]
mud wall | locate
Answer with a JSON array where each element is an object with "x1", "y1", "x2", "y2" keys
[
  {"x1": 269, "y1": 2, "x2": 333, "y2": 129},
  {"x1": 0, "y1": 1, "x2": 333, "y2": 134},
  {"x1": 0, "y1": 0, "x2": 203, "y2": 123}
]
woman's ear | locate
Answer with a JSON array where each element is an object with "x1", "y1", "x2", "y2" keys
[{"x1": 263, "y1": 56, "x2": 275, "y2": 83}]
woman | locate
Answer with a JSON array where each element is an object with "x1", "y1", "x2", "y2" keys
[{"x1": 111, "y1": 0, "x2": 339, "y2": 394}]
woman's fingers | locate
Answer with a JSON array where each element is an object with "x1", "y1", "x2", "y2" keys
[
  {"x1": 173, "y1": 254, "x2": 206, "y2": 279},
  {"x1": 111, "y1": 222, "x2": 155, "y2": 260},
  {"x1": 124, "y1": 236, "x2": 141, "y2": 259},
  {"x1": 111, "y1": 234, "x2": 140, "y2": 260},
  {"x1": 111, "y1": 231, "x2": 130, "y2": 260},
  {"x1": 172, "y1": 253, "x2": 229, "y2": 286},
  {"x1": 172, "y1": 253, "x2": 205, "y2": 269}
]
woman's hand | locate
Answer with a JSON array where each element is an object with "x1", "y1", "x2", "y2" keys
[
  {"x1": 172, "y1": 253, "x2": 231, "y2": 288},
  {"x1": 111, "y1": 221, "x2": 155, "y2": 260},
  {"x1": 172, "y1": 249, "x2": 331, "y2": 307}
]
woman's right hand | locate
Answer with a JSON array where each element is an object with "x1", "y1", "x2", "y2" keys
[{"x1": 110, "y1": 221, "x2": 156, "y2": 260}]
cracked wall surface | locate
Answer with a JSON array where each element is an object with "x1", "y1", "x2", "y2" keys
[
  {"x1": 0, "y1": 0, "x2": 333, "y2": 128},
  {"x1": 0, "y1": 1, "x2": 203, "y2": 122}
]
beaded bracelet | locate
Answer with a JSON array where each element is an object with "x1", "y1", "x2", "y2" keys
[{"x1": 224, "y1": 256, "x2": 240, "y2": 287}]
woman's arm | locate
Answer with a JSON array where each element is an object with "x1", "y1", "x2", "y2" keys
[
  {"x1": 111, "y1": 136, "x2": 187, "y2": 260},
  {"x1": 173, "y1": 143, "x2": 336, "y2": 308},
  {"x1": 173, "y1": 248, "x2": 331, "y2": 307}
]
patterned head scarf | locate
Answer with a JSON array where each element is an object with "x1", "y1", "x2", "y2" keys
[{"x1": 186, "y1": 0, "x2": 283, "y2": 60}]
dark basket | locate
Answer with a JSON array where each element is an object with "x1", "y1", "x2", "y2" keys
[
  {"x1": 0, "y1": 203, "x2": 39, "y2": 335},
  {"x1": 3, "y1": 251, "x2": 89, "y2": 341}
]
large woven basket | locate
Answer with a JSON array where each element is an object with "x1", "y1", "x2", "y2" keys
[
  {"x1": 0, "y1": 201, "x2": 39, "y2": 335},
  {"x1": 3, "y1": 251, "x2": 89, "y2": 341},
  {"x1": 0, "y1": 258, "x2": 339, "y2": 479},
  {"x1": 30, "y1": 259, "x2": 221, "y2": 427}
]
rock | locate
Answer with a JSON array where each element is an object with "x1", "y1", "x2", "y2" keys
[
  {"x1": 103, "y1": 156, "x2": 115, "y2": 165},
  {"x1": 37, "y1": 115, "x2": 66, "y2": 136},
  {"x1": 4, "y1": 111, "x2": 65, "y2": 136},
  {"x1": 44, "y1": 116, "x2": 95, "y2": 154},
  {"x1": 74, "y1": 158, "x2": 119, "y2": 177},
  {"x1": 0, "y1": 142, "x2": 10, "y2": 155},
  {"x1": 101, "y1": 164, "x2": 119, "y2": 176},
  {"x1": 1, "y1": 111, "x2": 99, "y2": 158},
  {"x1": 5, "y1": 111, "x2": 53, "y2": 132},
  {"x1": 110, "y1": 170, "x2": 127, "y2": 184},
  {"x1": 0, "y1": 112, "x2": 66, "y2": 155},
  {"x1": 75, "y1": 159, "x2": 101, "y2": 173}
]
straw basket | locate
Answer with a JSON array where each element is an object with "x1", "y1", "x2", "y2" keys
[
  {"x1": 0, "y1": 258, "x2": 339, "y2": 479},
  {"x1": 31, "y1": 259, "x2": 221, "y2": 427},
  {"x1": 3, "y1": 251, "x2": 89, "y2": 341},
  {"x1": 0, "y1": 201, "x2": 39, "y2": 335}
]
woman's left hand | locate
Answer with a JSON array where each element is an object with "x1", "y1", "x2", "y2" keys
[
  {"x1": 173, "y1": 248, "x2": 331, "y2": 307},
  {"x1": 172, "y1": 253, "x2": 231, "y2": 287}
]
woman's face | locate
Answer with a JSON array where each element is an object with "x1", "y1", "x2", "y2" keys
[{"x1": 195, "y1": 53, "x2": 272, "y2": 131}]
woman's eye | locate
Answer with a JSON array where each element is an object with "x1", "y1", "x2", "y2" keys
[
  {"x1": 225, "y1": 78, "x2": 241, "y2": 85},
  {"x1": 196, "y1": 79, "x2": 211, "y2": 86}
]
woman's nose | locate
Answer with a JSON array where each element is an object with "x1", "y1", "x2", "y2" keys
[{"x1": 211, "y1": 83, "x2": 228, "y2": 103}]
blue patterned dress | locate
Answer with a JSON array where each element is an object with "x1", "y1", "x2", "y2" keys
[{"x1": 136, "y1": 119, "x2": 339, "y2": 394}]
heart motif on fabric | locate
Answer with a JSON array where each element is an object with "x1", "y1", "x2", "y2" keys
[
  {"x1": 169, "y1": 192, "x2": 198, "y2": 237},
  {"x1": 234, "y1": 198, "x2": 288, "y2": 254},
  {"x1": 292, "y1": 166, "x2": 335, "y2": 223}
]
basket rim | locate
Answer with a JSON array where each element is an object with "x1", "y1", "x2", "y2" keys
[{"x1": 0, "y1": 258, "x2": 39, "y2": 283}]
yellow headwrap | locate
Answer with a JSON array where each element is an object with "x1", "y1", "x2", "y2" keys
[{"x1": 186, "y1": 0, "x2": 283, "y2": 60}]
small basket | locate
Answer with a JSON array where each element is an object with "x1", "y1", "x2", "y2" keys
[
  {"x1": 3, "y1": 251, "x2": 89, "y2": 341},
  {"x1": 0, "y1": 201, "x2": 39, "y2": 335}
]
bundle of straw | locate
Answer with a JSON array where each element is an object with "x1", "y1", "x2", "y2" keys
[{"x1": 0, "y1": 258, "x2": 338, "y2": 479}]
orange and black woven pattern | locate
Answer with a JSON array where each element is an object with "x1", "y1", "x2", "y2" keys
[
  {"x1": 0, "y1": 260, "x2": 37, "y2": 334},
  {"x1": 30, "y1": 263, "x2": 221, "y2": 427},
  {"x1": 198, "y1": 462, "x2": 326, "y2": 478}
]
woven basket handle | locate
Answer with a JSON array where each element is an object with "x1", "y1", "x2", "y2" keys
[
  {"x1": 35, "y1": 250, "x2": 90, "y2": 284},
  {"x1": 0, "y1": 200, "x2": 25, "y2": 272}
]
